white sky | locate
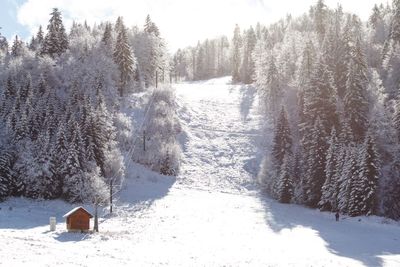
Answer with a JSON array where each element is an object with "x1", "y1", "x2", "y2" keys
[{"x1": 16, "y1": 0, "x2": 389, "y2": 52}]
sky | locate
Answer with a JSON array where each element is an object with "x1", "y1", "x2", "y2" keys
[{"x1": 0, "y1": 0, "x2": 390, "y2": 52}]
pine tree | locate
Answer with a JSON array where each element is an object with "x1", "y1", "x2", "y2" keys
[
  {"x1": 0, "y1": 151, "x2": 14, "y2": 201},
  {"x1": 240, "y1": 27, "x2": 257, "y2": 84},
  {"x1": 277, "y1": 154, "x2": 293, "y2": 203},
  {"x1": 144, "y1": 15, "x2": 160, "y2": 37},
  {"x1": 305, "y1": 58, "x2": 338, "y2": 135},
  {"x1": 304, "y1": 117, "x2": 328, "y2": 207},
  {"x1": 272, "y1": 107, "x2": 292, "y2": 170},
  {"x1": 314, "y1": 0, "x2": 328, "y2": 43},
  {"x1": 52, "y1": 122, "x2": 68, "y2": 196},
  {"x1": 63, "y1": 122, "x2": 86, "y2": 202},
  {"x1": 348, "y1": 132, "x2": 380, "y2": 216},
  {"x1": 319, "y1": 128, "x2": 339, "y2": 211},
  {"x1": 337, "y1": 145, "x2": 357, "y2": 213},
  {"x1": 113, "y1": 21, "x2": 135, "y2": 96},
  {"x1": 102, "y1": 22, "x2": 112, "y2": 47},
  {"x1": 382, "y1": 145, "x2": 400, "y2": 220},
  {"x1": 231, "y1": 24, "x2": 242, "y2": 83},
  {"x1": 389, "y1": 0, "x2": 400, "y2": 44},
  {"x1": 264, "y1": 54, "x2": 282, "y2": 120},
  {"x1": 11, "y1": 35, "x2": 23, "y2": 57},
  {"x1": 343, "y1": 38, "x2": 369, "y2": 142},
  {"x1": 0, "y1": 32, "x2": 8, "y2": 53},
  {"x1": 41, "y1": 8, "x2": 69, "y2": 57}
]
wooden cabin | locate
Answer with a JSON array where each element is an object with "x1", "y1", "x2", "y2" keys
[{"x1": 63, "y1": 207, "x2": 93, "y2": 232}]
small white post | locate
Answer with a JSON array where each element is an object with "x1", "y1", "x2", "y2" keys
[{"x1": 49, "y1": 217, "x2": 56, "y2": 231}]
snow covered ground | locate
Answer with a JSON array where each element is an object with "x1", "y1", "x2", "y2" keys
[{"x1": 1, "y1": 77, "x2": 400, "y2": 266}]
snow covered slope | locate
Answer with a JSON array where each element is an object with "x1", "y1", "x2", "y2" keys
[
  {"x1": 175, "y1": 76, "x2": 264, "y2": 192},
  {"x1": 1, "y1": 77, "x2": 400, "y2": 266}
]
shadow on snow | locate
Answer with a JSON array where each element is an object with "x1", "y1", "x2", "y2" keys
[{"x1": 258, "y1": 193, "x2": 400, "y2": 267}]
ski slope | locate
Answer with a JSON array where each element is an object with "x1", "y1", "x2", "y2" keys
[{"x1": 1, "y1": 77, "x2": 400, "y2": 266}]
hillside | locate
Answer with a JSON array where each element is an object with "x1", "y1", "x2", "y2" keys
[{"x1": 1, "y1": 77, "x2": 399, "y2": 266}]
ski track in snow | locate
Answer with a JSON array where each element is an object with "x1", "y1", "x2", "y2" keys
[{"x1": 1, "y1": 77, "x2": 400, "y2": 267}]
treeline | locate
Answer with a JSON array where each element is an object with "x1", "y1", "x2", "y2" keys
[
  {"x1": 172, "y1": 23, "x2": 266, "y2": 84},
  {"x1": 254, "y1": 0, "x2": 400, "y2": 220},
  {"x1": 0, "y1": 9, "x2": 178, "y2": 203}
]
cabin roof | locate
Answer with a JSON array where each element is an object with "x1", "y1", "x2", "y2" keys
[{"x1": 63, "y1": 206, "x2": 93, "y2": 218}]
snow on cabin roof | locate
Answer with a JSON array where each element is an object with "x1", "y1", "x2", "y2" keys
[{"x1": 63, "y1": 206, "x2": 93, "y2": 218}]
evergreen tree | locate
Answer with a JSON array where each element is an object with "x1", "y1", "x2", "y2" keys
[
  {"x1": 231, "y1": 24, "x2": 242, "y2": 83},
  {"x1": 240, "y1": 27, "x2": 257, "y2": 84},
  {"x1": 337, "y1": 145, "x2": 357, "y2": 213},
  {"x1": 304, "y1": 117, "x2": 328, "y2": 207},
  {"x1": 0, "y1": 151, "x2": 14, "y2": 200},
  {"x1": 382, "y1": 146, "x2": 400, "y2": 220},
  {"x1": 277, "y1": 154, "x2": 293, "y2": 203},
  {"x1": 11, "y1": 35, "x2": 23, "y2": 57},
  {"x1": 264, "y1": 54, "x2": 282, "y2": 119},
  {"x1": 343, "y1": 38, "x2": 369, "y2": 142},
  {"x1": 272, "y1": 107, "x2": 292, "y2": 170},
  {"x1": 348, "y1": 132, "x2": 380, "y2": 216},
  {"x1": 102, "y1": 22, "x2": 112, "y2": 47},
  {"x1": 319, "y1": 128, "x2": 339, "y2": 211},
  {"x1": 305, "y1": 58, "x2": 338, "y2": 135},
  {"x1": 113, "y1": 21, "x2": 136, "y2": 96},
  {"x1": 144, "y1": 15, "x2": 160, "y2": 37},
  {"x1": 41, "y1": 8, "x2": 69, "y2": 57}
]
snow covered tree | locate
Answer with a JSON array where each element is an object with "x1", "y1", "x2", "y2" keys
[
  {"x1": 337, "y1": 145, "x2": 358, "y2": 214},
  {"x1": 113, "y1": 20, "x2": 136, "y2": 96},
  {"x1": 277, "y1": 154, "x2": 293, "y2": 203},
  {"x1": 382, "y1": 145, "x2": 400, "y2": 220},
  {"x1": 240, "y1": 27, "x2": 257, "y2": 84},
  {"x1": 144, "y1": 15, "x2": 160, "y2": 37},
  {"x1": 343, "y1": 38, "x2": 369, "y2": 142},
  {"x1": 304, "y1": 117, "x2": 328, "y2": 207},
  {"x1": 0, "y1": 151, "x2": 14, "y2": 200},
  {"x1": 231, "y1": 24, "x2": 242, "y2": 83},
  {"x1": 348, "y1": 132, "x2": 380, "y2": 216},
  {"x1": 272, "y1": 107, "x2": 292, "y2": 170},
  {"x1": 263, "y1": 54, "x2": 282, "y2": 120},
  {"x1": 319, "y1": 128, "x2": 339, "y2": 211},
  {"x1": 305, "y1": 58, "x2": 338, "y2": 135},
  {"x1": 41, "y1": 8, "x2": 68, "y2": 57},
  {"x1": 11, "y1": 35, "x2": 23, "y2": 57},
  {"x1": 313, "y1": 0, "x2": 328, "y2": 43}
]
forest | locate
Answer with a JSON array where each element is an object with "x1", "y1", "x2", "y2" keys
[
  {"x1": 172, "y1": 0, "x2": 400, "y2": 220},
  {"x1": 0, "y1": 9, "x2": 180, "y2": 203}
]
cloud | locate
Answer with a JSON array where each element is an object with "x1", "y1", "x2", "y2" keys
[{"x1": 16, "y1": 0, "x2": 388, "y2": 52}]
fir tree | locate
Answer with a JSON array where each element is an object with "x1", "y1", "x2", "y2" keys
[
  {"x1": 348, "y1": 132, "x2": 380, "y2": 216},
  {"x1": 102, "y1": 22, "x2": 112, "y2": 47},
  {"x1": 319, "y1": 128, "x2": 339, "y2": 211},
  {"x1": 277, "y1": 154, "x2": 293, "y2": 203},
  {"x1": 240, "y1": 27, "x2": 257, "y2": 84},
  {"x1": 231, "y1": 24, "x2": 242, "y2": 83},
  {"x1": 41, "y1": 8, "x2": 69, "y2": 57},
  {"x1": 343, "y1": 38, "x2": 369, "y2": 142},
  {"x1": 304, "y1": 117, "x2": 328, "y2": 207},
  {"x1": 144, "y1": 15, "x2": 160, "y2": 37},
  {"x1": 113, "y1": 20, "x2": 135, "y2": 96},
  {"x1": 0, "y1": 151, "x2": 14, "y2": 200},
  {"x1": 272, "y1": 107, "x2": 292, "y2": 170},
  {"x1": 11, "y1": 35, "x2": 23, "y2": 57},
  {"x1": 337, "y1": 145, "x2": 357, "y2": 213}
]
